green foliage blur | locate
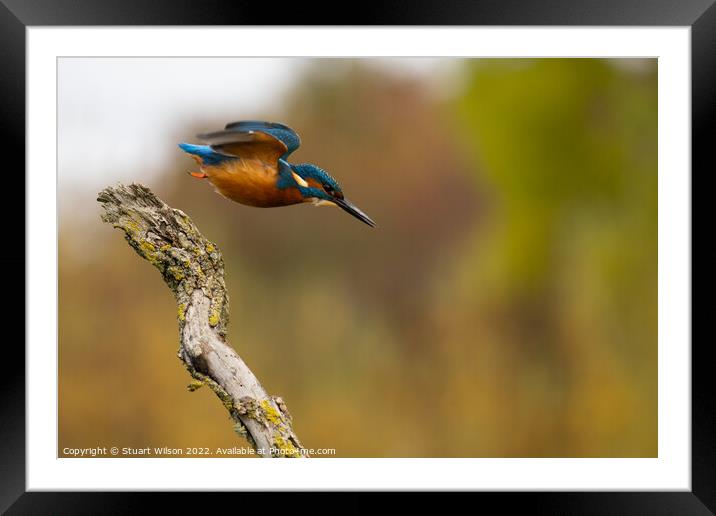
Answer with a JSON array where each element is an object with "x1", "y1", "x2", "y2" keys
[{"x1": 59, "y1": 58, "x2": 657, "y2": 457}]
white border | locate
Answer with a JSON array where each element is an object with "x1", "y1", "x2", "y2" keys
[{"x1": 28, "y1": 27, "x2": 691, "y2": 490}]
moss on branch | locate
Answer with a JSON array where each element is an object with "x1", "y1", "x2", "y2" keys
[{"x1": 98, "y1": 183, "x2": 305, "y2": 458}]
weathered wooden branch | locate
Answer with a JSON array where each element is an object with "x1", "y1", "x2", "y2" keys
[{"x1": 98, "y1": 183, "x2": 304, "y2": 458}]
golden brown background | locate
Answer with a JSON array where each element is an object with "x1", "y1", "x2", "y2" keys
[{"x1": 59, "y1": 58, "x2": 657, "y2": 457}]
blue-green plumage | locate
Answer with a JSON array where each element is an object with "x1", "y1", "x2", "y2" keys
[
  {"x1": 177, "y1": 143, "x2": 232, "y2": 166},
  {"x1": 289, "y1": 163, "x2": 342, "y2": 200},
  {"x1": 179, "y1": 121, "x2": 376, "y2": 227}
]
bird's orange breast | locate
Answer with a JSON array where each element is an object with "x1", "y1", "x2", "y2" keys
[{"x1": 202, "y1": 158, "x2": 302, "y2": 208}]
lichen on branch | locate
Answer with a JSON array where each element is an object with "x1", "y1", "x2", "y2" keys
[
  {"x1": 98, "y1": 183, "x2": 305, "y2": 458},
  {"x1": 97, "y1": 183, "x2": 228, "y2": 336}
]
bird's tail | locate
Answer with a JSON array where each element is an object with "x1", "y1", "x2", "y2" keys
[{"x1": 177, "y1": 143, "x2": 230, "y2": 166}]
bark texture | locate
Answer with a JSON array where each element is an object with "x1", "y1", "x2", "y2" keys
[{"x1": 98, "y1": 183, "x2": 304, "y2": 458}]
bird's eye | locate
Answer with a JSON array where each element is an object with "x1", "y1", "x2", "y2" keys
[{"x1": 323, "y1": 184, "x2": 334, "y2": 194}]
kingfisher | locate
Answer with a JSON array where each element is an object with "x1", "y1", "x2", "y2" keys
[{"x1": 178, "y1": 121, "x2": 376, "y2": 227}]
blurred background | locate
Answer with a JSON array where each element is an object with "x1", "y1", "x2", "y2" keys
[{"x1": 59, "y1": 58, "x2": 657, "y2": 457}]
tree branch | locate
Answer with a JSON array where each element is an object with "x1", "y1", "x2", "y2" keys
[{"x1": 97, "y1": 183, "x2": 305, "y2": 458}]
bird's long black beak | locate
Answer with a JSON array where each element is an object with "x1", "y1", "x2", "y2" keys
[{"x1": 334, "y1": 198, "x2": 377, "y2": 228}]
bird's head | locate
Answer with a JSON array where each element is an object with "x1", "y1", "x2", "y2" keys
[{"x1": 290, "y1": 163, "x2": 376, "y2": 228}]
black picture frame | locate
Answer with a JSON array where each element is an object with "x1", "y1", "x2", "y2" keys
[{"x1": 2, "y1": 0, "x2": 707, "y2": 511}]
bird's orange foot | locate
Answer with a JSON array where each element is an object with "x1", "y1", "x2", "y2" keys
[{"x1": 188, "y1": 171, "x2": 208, "y2": 179}]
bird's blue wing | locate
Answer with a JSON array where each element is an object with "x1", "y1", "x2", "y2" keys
[
  {"x1": 197, "y1": 121, "x2": 300, "y2": 165},
  {"x1": 224, "y1": 121, "x2": 301, "y2": 158}
]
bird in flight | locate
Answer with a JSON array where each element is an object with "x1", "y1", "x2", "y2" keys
[{"x1": 178, "y1": 121, "x2": 376, "y2": 227}]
